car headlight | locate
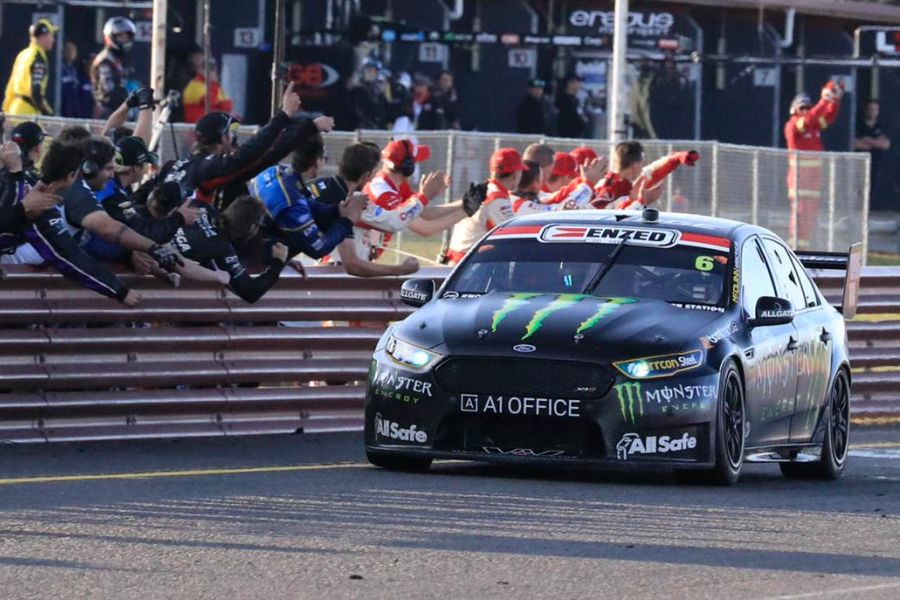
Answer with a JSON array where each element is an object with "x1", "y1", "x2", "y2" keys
[
  {"x1": 385, "y1": 335, "x2": 441, "y2": 370},
  {"x1": 613, "y1": 349, "x2": 704, "y2": 380}
]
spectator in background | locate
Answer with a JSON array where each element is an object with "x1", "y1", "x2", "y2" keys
[
  {"x1": 182, "y1": 54, "x2": 234, "y2": 124},
  {"x1": 91, "y1": 17, "x2": 137, "y2": 119},
  {"x1": 556, "y1": 74, "x2": 588, "y2": 138},
  {"x1": 349, "y1": 58, "x2": 388, "y2": 130},
  {"x1": 3, "y1": 19, "x2": 57, "y2": 116},
  {"x1": 419, "y1": 70, "x2": 460, "y2": 130},
  {"x1": 516, "y1": 78, "x2": 547, "y2": 134},
  {"x1": 410, "y1": 76, "x2": 431, "y2": 129},
  {"x1": 60, "y1": 42, "x2": 95, "y2": 118},
  {"x1": 854, "y1": 99, "x2": 892, "y2": 210}
]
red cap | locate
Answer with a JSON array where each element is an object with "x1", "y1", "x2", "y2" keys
[
  {"x1": 490, "y1": 147, "x2": 528, "y2": 175},
  {"x1": 570, "y1": 146, "x2": 598, "y2": 166},
  {"x1": 381, "y1": 140, "x2": 431, "y2": 168},
  {"x1": 550, "y1": 152, "x2": 578, "y2": 179}
]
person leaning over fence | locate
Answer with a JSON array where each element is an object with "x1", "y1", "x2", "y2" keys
[
  {"x1": 0, "y1": 140, "x2": 141, "y2": 306},
  {"x1": 3, "y1": 19, "x2": 57, "y2": 116},
  {"x1": 249, "y1": 132, "x2": 365, "y2": 261},
  {"x1": 312, "y1": 142, "x2": 425, "y2": 278},
  {"x1": 445, "y1": 147, "x2": 527, "y2": 265},
  {"x1": 511, "y1": 160, "x2": 555, "y2": 216},
  {"x1": 165, "y1": 85, "x2": 332, "y2": 209},
  {"x1": 169, "y1": 196, "x2": 289, "y2": 303},
  {"x1": 358, "y1": 139, "x2": 466, "y2": 269},
  {"x1": 540, "y1": 149, "x2": 607, "y2": 210},
  {"x1": 523, "y1": 143, "x2": 556, "y2": 192},
  {"x1": 8, "y1": 122, "x2": 46, "y2": 183},
  {"x1": 591, "y1": 141, "x2": 660, "y2": 210},
  {"x1": 60, "y1": 137, "x2": 183, "y2": 273},
  {"x1": 97, "y1": 136, "x2": 199, "y2": 246}
]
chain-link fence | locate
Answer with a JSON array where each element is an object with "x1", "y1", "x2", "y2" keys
[{"x1": 5, "y1": 115, "x2": 869, "y2": 265}]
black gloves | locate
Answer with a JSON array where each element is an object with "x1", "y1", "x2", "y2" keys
[
  {"x1": 149, "y1": 243, "x2": 184, "y2": 272},
  {"x1": 127, "y1": 87, "x2": 156, "y2": 110},
  {"x1": 462, "y1": 182, "x2": 489, "y2": 217}
]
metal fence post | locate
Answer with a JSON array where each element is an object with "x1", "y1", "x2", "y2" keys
[
  {"x1": 445, "y1": 131, "x2": 455, "y2": 204},
  {"x1": 710, "y1": 143, "x2": 719, "y2": 218},
  {"x1": 751, "y1": 150, "x2": 759, "y2": 226},
  {"x1": 861, "y1": 153, "x2": 871, "y2": 265},
  {"x1": 790, "y1": 151, "x2": 799, "y2": 249},
  {"x1": 665, "y1": 143, "x2": 673, "y2": 212},
  {"x1": 827, "y1": 155, "x2": 837, "y2": 252}
]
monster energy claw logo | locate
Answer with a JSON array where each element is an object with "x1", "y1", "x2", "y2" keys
[
  {"x1": 491, "y1": 293, "x2": 540, "y2": 333},
  {"x1": 615, "y1": 382, "x2": 644, "y2": 424},
  {"x1": 522, "y1": 294, "x2": 585, "y2": 340},
  {"x1": 576, "y1": 297, "x2": 637, "y2": 335}
]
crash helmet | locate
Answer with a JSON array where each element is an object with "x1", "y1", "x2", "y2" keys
[
  {"x1": 103, "y1": 17, "x2": 137, "y2": 52},
  {"x1": 790, "y1": 93, "x2": 812, "y2": 115}
]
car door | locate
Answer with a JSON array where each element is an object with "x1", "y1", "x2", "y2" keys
[
  {"x1": 785, "y1": 249, "x2": 832, "y2": 442},
  {"x1": 740, "y1": 237, "x2": 800, "y2": 447},
  {"x1": 760, "y1": 238, "x2": 827, "y2": 444}
]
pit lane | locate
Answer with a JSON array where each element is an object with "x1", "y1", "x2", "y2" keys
[{"x1": 0, "y1": 429, "x2": 897, "y2": 600}]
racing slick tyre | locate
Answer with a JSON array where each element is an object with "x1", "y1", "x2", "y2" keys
[
  {"x1": 366, "y1": 450, "x2": 433, "y2": 472},
  {"x1": 678, "y1": 360, "x2": 744, "y2": 486},
  {"x1": 780, "y1": 370, "x2": 850, "y2": 481}
]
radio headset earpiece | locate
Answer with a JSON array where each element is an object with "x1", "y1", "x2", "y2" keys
[
  {"x1": 399, "y1": 139, "x2": 416, "y2": 177},
  {"x1": 81, "y1": 139, "x2": 107, "y2": 179}
]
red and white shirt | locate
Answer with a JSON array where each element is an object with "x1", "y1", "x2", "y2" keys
[
  {"x1": 354, "y1": 171, "x2": 430, "y2": 261},
  {"x1": 448, "y1": 179, "x2": 515, "y2": 259}
]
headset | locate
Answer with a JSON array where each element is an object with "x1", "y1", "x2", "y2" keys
[
  {"x1": 398, "y1": 139, "x2": 416, "y2": 177},
  {"x1": 81, "y1": 139, "x2": 112, "y2": 179}
]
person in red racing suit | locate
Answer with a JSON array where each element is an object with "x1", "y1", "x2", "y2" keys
[{"x1": 784, "y1": 81, "x2": 842, "y2": 248}]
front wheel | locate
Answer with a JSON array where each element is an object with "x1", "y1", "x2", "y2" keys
[
  {"x1": 366, "y1": 449, "x2": 433, "y2": 472},
  {"x1": 780, "y1": 370, "x2": 850, "y2": 480},
  {"x1": 678, "y1": 360, "x2": 744, "y2": 485},
  {"x1": 713, "y1": 360, "x2": 745, "y2": 485}
]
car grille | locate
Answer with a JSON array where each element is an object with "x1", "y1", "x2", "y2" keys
[{"x1": 433, "y1": 358, "x2": 614, "y2": 399}]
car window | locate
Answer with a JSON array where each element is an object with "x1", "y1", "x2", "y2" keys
[
  {"x1": 787, "y1": 252, "x2": 820, "y2": 308},
  {"x1": 761, "y1": 238, "x2": 807, "y2": 310},
  {"x1": 447, "y1": 235, "x2": 731, "y2": 306},
  {"x1": 740, "y1": 238, "x2": 778, "y2": 314}
]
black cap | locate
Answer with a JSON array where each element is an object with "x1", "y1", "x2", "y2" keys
[
  {"x1": 115, "y1": 136, "x2": 159, "y2": 167},
  {"x1": 29, "y1": 19, "x2": 58, "y2": 38},
  {"x1": 195, "y1": 111, "x2": 239, "y2": 145},
  {"x1": 11, "y1": 121, "x2": 45, "y2": 152},
  {"x1": 151, "y1": 181, "x2": 186, "y2": 214},
  {"x1": 528, "y1": 78, "x2": 546, "y2": 88}
]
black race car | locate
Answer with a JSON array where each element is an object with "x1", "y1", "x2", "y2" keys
[{"x1": 365, "y1": 209, "x2": 861, "y2": 484}]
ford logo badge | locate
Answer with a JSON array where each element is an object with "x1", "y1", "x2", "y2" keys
[{"x1": 513, "y1": 344, "x2": 536, "y2": 353}]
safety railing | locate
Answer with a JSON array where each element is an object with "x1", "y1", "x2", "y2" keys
[
  {"x1": 4, "y1": 115, "x2": 870, "y2": 264},
  {"x1": 0, "y1": 265, "x2": 896, "y2": 444}
]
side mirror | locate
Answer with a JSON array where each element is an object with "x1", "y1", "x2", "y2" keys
[
  {"x1": 400, "y1": 278, "x2": 435, "y2": 308},
  {"x1": 748, "y1": 296, "x2": 794, "y2": 327}
]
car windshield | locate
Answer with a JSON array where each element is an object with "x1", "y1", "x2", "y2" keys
[{"x1": 447, "y1": 235, "x2": 731, "y2": 306}]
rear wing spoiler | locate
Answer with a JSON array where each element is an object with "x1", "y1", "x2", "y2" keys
[{"x1": 795, "y1": 243, "x2": 862, "y2": 319}]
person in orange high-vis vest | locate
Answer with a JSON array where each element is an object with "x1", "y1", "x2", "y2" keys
[
  {"x1": 182, "y1": 56, "x2": 234, "y2": 124},
  {"x1": 784, "y1": 81, "x2": 842, "y2": 248}
]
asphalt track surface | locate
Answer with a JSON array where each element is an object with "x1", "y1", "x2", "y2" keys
[{"x1": 0, "y1": 429, "x2": 898, "y2": 600}]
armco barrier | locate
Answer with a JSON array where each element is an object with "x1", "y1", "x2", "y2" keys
[{"x1": 0, "y1": 265, "x2": 896, "y2": 443}]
